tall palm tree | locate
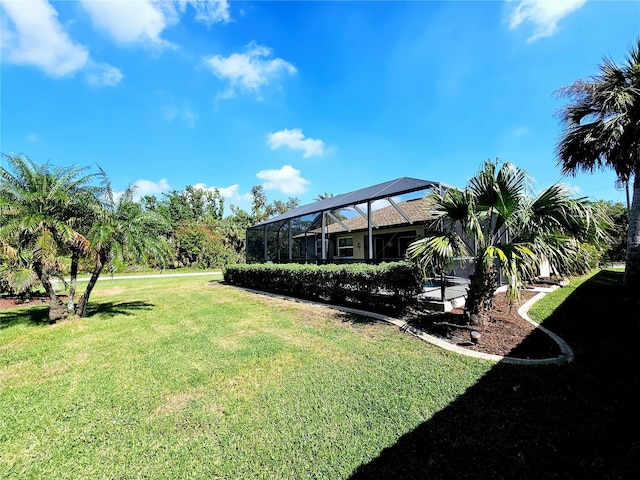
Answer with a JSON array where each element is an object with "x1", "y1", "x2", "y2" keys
[
  {"x1": 408, "y1": 160, "x2": 602, "y2": 325},
  {"x1": 556, "y1": 39, "x2": 640, "y2": 288},
  {"x1": 73, "y1": 183, "x2": 171, "y2": 317},
  {"x1": 0, "y1": 154, "x2": 99, "y2": 321}
]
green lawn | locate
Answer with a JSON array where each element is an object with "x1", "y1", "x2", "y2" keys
[
  {"x1": 1, "y1": 271, "x2": 638, "y2": 479},
  {"x1": 0, "y1": 275, "x2": 488, "y2": 479},
  {"x1": 527, "y1": 270, "x2": 600, "y2": 323}
]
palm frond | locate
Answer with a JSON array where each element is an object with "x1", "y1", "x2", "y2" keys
[{"x1": 556, "y1": 39, "x2": 640, "y2": 179}]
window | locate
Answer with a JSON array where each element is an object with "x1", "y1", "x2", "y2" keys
[
  {"x1": 338, "y1": 237, "x2": 354, "y2": 257},
  {"x1": 316, "y1": 239, "x2": 328, "y2": 257},
  {"x1": 398, "y1": 233, "x2": 417, "y2": 258}
]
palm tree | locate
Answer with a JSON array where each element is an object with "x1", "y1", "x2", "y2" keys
[
  {"x1": 1, "y1": 155, "x2": 171, "y2": 320},
  {"x1": 73, "y1": 183, "x2": 171, "y2": 317},
  {"x1": 408, "y1": 160, "x2": 602, "y2": 325},
  {"x1": 0, "y1": 154, "x2": 99, "y2": 321},
  {"x1": 556, "y1": 39, "x2": 640, "y2": 288},
  {"x1": 0, "y1": 249, "x2": 39, "y2": 297},
  {"x1": 314, "y1": 192, "x2": 334, "y2": 201}
]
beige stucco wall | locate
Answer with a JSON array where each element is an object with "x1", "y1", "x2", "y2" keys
[{"x1": 335, "y1": 226, "x2": 427, "y2": 260}]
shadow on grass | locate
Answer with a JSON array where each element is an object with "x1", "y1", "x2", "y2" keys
[
  {"x1": 337, "y1": 312, "x2": 380, "y2": 326},
  {"x1": 0, "y1": 300, "x2": 155, "y2": 329},
  {"x1": 350, "y1": 270, "x2": 640, "y2": 479},
  {"x1": 84, "y1": 300, "x2": 155, "y2": 319},
  {"x1": 0, "y1": 305, "x2": 51, "y2": 329}
]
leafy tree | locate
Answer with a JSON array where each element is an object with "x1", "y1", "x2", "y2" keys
[
  {"x1": 140, "y1": 186, "x2": 235, "y2": 269},
  {"x1": 156, "y1": 186, "x2": 225, "y2": 228},
  {"x1": 408, "y1": 160, "x2": 604, "y2": 325},
  {"x1": 0, "y1": 154, "x2": 100, "y2": 320},
  {"x1": 121, "y1": 183, "x2": 299, "y2": 270},
  {"x1": 248, "y1": 185, "x2": 299, "y2": 223},
  {"x1": 556, "y1": 39, "x2": 640, "y2": 288},
  {"x1": 173, "y1": 220, "x2": 233, "y2": 268},
  {"x1": 250, "y1": 185, "x2": 269, "y2": 222}
]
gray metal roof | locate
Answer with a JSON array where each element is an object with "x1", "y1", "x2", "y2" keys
[{"x1": 251, "y1": 177, "x2": 446, "y2": 228}]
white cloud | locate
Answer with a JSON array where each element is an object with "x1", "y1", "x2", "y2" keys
[
  {"x1": 80, "y1": 0, "x2": 176, "y2": 47},
  {"x1": 193, "y1": 182, "x2": 252, "y2": 202},
  {"x1": 132, "y1": 178, "x2": 171, "y2": 199},
  {"x1": 86, "y1": 62, "x2": 124, "y2": 87},
  {"x1": 509, "y1": 0, "x2": 587, "y2": 42},
  {"x1": 80, "y1": 0, "x2": 230, "y2": 48},
  {"x1": 114, "y1": 178, "x2": 169, "y2": 202},
  {"x1": 177, "y1": 0, "x2": 231, "y2": 25},
  {"x1": 563, "y1": 183, "x2": 581, "y2": 196},
  {"x1": 0, "y1": 0, "x2": 89, "y2": 77},
  {"x1": 0, "y1": 0, "x2": 123, "y2": 86},
  {"x1": 204, "y1": 41, "x2": 296, "y2": 99},
  {"x1": 267, "y1": 128, "x2": 325, "y2": 158},
  {"x1": 256, "y1": 165, "x2": 310, "y2": 195}
]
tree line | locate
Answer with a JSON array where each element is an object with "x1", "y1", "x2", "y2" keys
[
  {"x1": 0, "y1": 154, "x2": 298, "y2": 320},
  {"x1": 139, "y1": 184, "x2": 298, "y2": 269}
]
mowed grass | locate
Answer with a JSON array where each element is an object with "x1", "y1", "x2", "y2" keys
[
  {"x1": 0, "y1": 275, "x2": 490, "y2": 479},
  {"x1": 350, "y1": 269, "x2": 639, "y2": 479},
  {"x1": 527, "y1": 270, "x2": 600, "y2": 323}
]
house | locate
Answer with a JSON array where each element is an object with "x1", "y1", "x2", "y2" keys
[
  {"x1": 246, "y1": 177, "x2": 449, "y2": 264},
  {"x1": 296, "y1": 197, "x2": 430, "y2": 262}
]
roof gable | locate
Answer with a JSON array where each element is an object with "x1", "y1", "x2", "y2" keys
[{"x1": 317, "y1": 197, "x2": 428, "y2": 235}]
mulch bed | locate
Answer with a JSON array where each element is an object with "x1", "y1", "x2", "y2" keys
[
  {"x1": 0, "y1": 295, "x2": 50, "y2": 310},
  {"x1": 405, "y1": 290, "x2": 562, "y2": 359}
]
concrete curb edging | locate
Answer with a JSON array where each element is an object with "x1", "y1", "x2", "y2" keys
[
  {"x1": 227, "y1": 285, "x2": 573, "y2": 366},
  {"x1": 517, "y1": 291, "x2": 575, "y2": 364}
]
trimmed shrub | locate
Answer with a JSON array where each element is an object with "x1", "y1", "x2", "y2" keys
[{"x1": 223, "y1": 262, "x2": 422, "y2": 313}]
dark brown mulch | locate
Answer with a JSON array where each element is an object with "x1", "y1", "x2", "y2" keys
[
  {"x1": 0, "y1": 295, "x2": 72, "y2": 312},
  {"x1": 405, "y1": 291, "x2": 562, "y2": 359},
  {"x1": 0, "y1": 295, "x2": 50, "y2": 310}
]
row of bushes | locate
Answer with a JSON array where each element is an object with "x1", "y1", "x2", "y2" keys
[{"x1": 223, "y1": 262, "x2": 422, "y2": 313}]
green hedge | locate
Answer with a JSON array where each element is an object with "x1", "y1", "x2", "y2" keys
[{"x1": 223, "y1": 262, "x2": 422, "y2": 313}]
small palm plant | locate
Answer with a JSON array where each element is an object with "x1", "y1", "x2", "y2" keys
[{"x1": 408, "y1": 160, "x2": 604, "y2": 325}]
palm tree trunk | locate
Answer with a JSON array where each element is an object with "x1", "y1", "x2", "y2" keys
[
  {"x1": 465, "y1": 253, "x2": 499, "y2": 326},
  {"x1": 66, "y1": 249, "x2": 79, "y2": 314},
  {"x1": 76, "y1": 249, "x2": 108, "y2": 317},
  {"x1": 33, "y1": 261, "x2": 67, "y2": 322},
  {"x1": 465, "y1": 258, "x2": 485, "y2": 325},
  {"x1": 624, "y1": 173, "x2": 640, "y2": 289}
]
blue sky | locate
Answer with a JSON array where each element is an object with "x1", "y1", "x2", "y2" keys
[{"x1": 1, "y1": 0, "x2": 639, "y2": 213}]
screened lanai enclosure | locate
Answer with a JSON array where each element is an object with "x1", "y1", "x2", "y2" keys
[
  {"x1": 245, "y1": 176, "x2": 478, "y2": 305},
  {"x1": 246, "y1": 177, "x2": 453, "y2": 265}
]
